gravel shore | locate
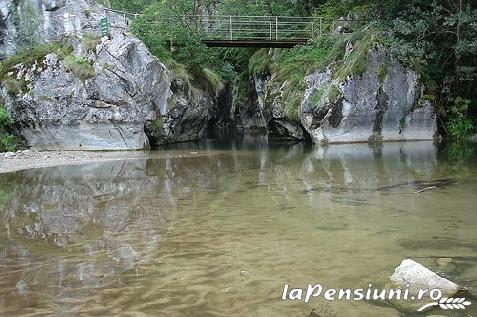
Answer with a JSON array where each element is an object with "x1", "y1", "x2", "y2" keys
[{"x1": 0, "y1": 150, "x2": 151, "y2": 174}]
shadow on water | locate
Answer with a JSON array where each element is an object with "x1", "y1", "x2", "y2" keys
[{"x1": 0, "y1": 137, "x2": 476, "y2": 316}]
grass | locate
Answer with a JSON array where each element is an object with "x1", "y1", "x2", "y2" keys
[
  {"x1": 82, "y1": 33, "x2": 101, "y2": 52},
  {"x1": 334, "y1": 29, "x2": 379, "y2": 81},
  {"x1": 0, "y1": 40, "x2": 73, "y2": 81},
  {"x1": 248, "y1": 49, "x2": 274, "y2": 75},
  {"x1": 63, "y1": 55, "x2": 95, "y2": 80},
  {"x1": 202, "y1": 67, "x2": 224, "y2": 92},
  {"x1": 328, "y1": 85, "x2": 341, "y2": 103},
  {"x1": 153, "y1": 117, "x2": 164, "y2": 130},
  {"x1": 310, "y1": 87, "x2": 326, "y2": 107}
]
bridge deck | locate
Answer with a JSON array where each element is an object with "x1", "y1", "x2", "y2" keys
[{"x1": 202, "y1": 39, "x2": 308, "y2": 48}]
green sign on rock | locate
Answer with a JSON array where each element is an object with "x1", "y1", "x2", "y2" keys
[{"x1": 100, "y1": 17, "x2": 109, "y2": 37}]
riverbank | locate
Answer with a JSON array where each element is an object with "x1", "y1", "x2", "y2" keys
[{"x1": 0, "y1": 150, "x2": 151, "y2": 174}]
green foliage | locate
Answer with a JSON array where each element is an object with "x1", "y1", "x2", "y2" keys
[
  {"x1": 0, "y1": 107, "x2": 17, "y2": 153},
  {"x1": 202, "y1": 67, "x2": 224, "y2": 92},
  {"x1": 0, "y1": 134, "x2": 18, "y2": 152},
  {"x1": 63, "y1": 56, "x2": 95, "y2": 80},
  {"x1": 446, "y1": 117, "x2": 475, "y2": 139},
  {"x1": 445, "y1": 97, "x2": 476, "y2": 139},
  {"x1": 82, "y1": 33, "x2": 101, "y2": 52},
  {"x1": 249, "y1": 49, "x2": 274, "y2": 75},
  {"x1": 109, "y1": 0, "x2": 154, "y2": 13},
  {"x1": 0, "y1": 108, "x2": 14, "y2": 130}
]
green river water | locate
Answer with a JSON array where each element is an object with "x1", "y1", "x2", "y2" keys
[{"x1": 0, "y1": 138, "x2": 476, "y2": 317}]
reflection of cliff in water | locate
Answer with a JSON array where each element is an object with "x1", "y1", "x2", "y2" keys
[{"x1": 0, "y1": 141, "x2": 452, "y2": 313}]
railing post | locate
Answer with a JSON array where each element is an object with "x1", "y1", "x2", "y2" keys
[
  {"x1": 229, "y1": 16, "x2": 233, "y2": 40},
  {"x1": 275, "y1": 16, "x2": 278, "y2": 40},
  {"x1": 311, "y1": 21, "x2": 315, "y2": 38},
  {"x1": 319, "y1": 17, "x2": 322, "y2": 36},
  {"x1": 269, "y1": 21, "x2": 272, "y2": 40}
]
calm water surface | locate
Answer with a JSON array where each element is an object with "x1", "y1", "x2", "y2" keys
[{"x1": 0, "y1": 138, "x2": 476, "y2": 317}]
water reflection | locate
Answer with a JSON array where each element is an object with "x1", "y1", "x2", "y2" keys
[{"x1": 0, "y1": 140, "x2": 476, "y2": 316}]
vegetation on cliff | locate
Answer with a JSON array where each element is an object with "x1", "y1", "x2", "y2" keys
[{"x1": 107, "y1": 0, "x2": 476, "y2": 138}]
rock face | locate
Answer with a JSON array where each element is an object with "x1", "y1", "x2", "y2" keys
[
  {"x1": 0, "y1": 0, "x2": 127, "y2": 59},
  {"x1": 233, "y1": 74, "x2": 308, "y2": 140},
  {"x1": 238, "y1": 48, "x2": 438, "y2": 144},
  {"x1": 301, "y1": 50, "x2": 438, "y2": 144},
  {"x1": 1, "y1": 0, "x2": 219, "y2": 150},
  {"x1": 2, "y1": 33, "x2": 170, "y2": 150}
]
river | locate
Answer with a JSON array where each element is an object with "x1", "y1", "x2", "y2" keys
[{"x1": 0, "y1": 137, "x2": 476, "y2": 316}]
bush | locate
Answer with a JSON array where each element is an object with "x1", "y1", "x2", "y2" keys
[
  {"x1": 0, "y1": 107, "x2": 17, "y2": 152},
  {"x1": 0, "y1": 108, "x2": 14, "y2": 129},
  {"x1": 63, "y1": 55, "x2": 95, "y2": 80},
  {"x1": 446, "y1": 117, "x2": 475, "y2": 139},
  {"x1": 445, "y1": 97, "x2": 476, "y2": 139},
  {"x1": 0, "y1": 134, "x2": 18, "y2": 152}
]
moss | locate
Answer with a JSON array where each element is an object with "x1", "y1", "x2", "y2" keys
[
  {"x1": 399, "y1": 118, "x2": 406, "y2": 131},
  {"x1": 167, "y1": 96, "x2": 175, "y2": 108},
  {"x1": 63, "y1": 55, "x2": 95, "y2": 80},
  {"x1": 101, "y1": 63, "x2": 117, "y2": 71},
  {"x1": 82, "y1": 33, "x2": 101, "y2": 52},
  {"x1": 421, "y1": 94, "x2": 437, "y2": 101}
]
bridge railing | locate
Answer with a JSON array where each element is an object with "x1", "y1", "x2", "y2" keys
[{"x1": 181, "y1": 15, "x2": 322, "y2": 41}]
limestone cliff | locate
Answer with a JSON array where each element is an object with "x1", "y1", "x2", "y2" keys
[{"x1": 0, "y1": 0, "x2": 220, "y2": 150}]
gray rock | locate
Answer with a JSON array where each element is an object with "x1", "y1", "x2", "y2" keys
[
  {"x1": 1, "y1": 0, "x2": 127, "y2": 59},
  {"x1": 238, "y1": 47, "x2": 438, "y2": 144},
  {"x1": 301, "y1": 49, "x2": 438, "y2": 144},
  {"x1": 1, "y1": 0, "x2": 219, "y2": 150},
  {"x1": 391, "y1": 259, "x2": 459, "y2": 296},
  {"x1": 2, "y1": 32, "x2": 171, "y2": 150}
]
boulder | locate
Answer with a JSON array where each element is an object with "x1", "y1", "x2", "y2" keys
[{"x1": 391, "y1": 259, "x2": 459, "y2": 296}]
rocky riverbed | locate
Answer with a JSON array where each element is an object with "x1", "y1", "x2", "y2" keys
[{"x1": 0, "y1": 150, "x2": 150, "y2": 173}]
